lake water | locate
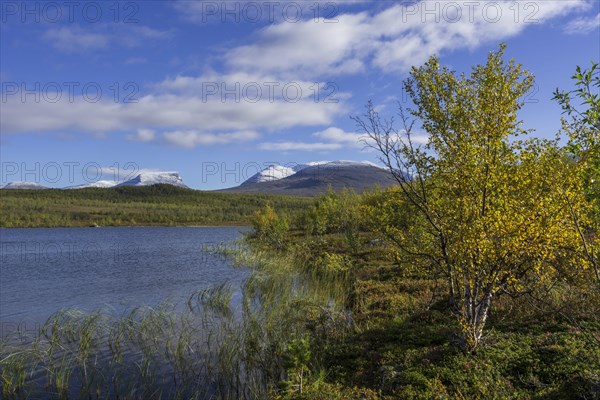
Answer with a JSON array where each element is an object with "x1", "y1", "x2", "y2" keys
[{"x1": 0, "y1": 227, "x2": 249, "y2": 330}]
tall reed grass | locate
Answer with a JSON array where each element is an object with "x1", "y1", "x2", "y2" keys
[{"x1": 1, "y1": 243, "x2": 353, "y2": 399}]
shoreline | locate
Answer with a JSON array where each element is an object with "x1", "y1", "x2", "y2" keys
[{"x1": 0, "y1": 224, "x2": 252, "y2": 229}]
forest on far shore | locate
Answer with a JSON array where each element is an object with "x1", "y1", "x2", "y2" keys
[{"x1": 0, "y1": 185, "x2": 313, "y2": 228}]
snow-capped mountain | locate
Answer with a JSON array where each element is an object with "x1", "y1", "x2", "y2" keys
[
  {"x1": 300, "y1": 160, "x2": 381, "y2": 169},
  {"x1": 65, "y1": 180, "x2": 120, "y2": 189},
  {"x1": 241, "y1": 161, "x2": 382, "y2": 186},
  {"x1": 71, "y1": 171, "x2": 188, "y2": 189},
  {"x1": 116, "y1": 172, "x2": 188, "y2": 188},
  {"x1": 3, "y1": 172, "x2": 189, "y2": 190},
  {"x1": 224, "y1": 160, "x2": 394, "y2": 196},
  {"x1": 242, "y1": 165, "x2": 297, "y2": 185},
  {"x1": 2, "y1": 181, "x2": 48, "y2": 190}
]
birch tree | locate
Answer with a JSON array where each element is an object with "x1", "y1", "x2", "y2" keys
[{"x1": 355, "y1": 45, "x2": 586, "y2": 351}]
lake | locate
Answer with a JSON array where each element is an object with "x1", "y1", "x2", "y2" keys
[{"x1": 0, "y1": 227, "x2": 249, "y2": 331}]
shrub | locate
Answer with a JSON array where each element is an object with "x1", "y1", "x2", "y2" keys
[{"x1": 252, "y1": 204, "x2": 290, "y2": 249}]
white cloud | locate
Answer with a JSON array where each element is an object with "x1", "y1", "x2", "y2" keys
[
  {"x1": 43, "y1": 26, "x2": 109, "y2": 52},
  {"x1": 258, "y1": 141, "x2": 343, "y2": 151},
  {"x1": 406, "y1": 131, "x2": 430, "y2": 145},
  {"x1": 154, "y1": 72, "x2": 346, "y2": 101},
  {"x1": 312, "y1": 127, "x2": 364, "y2": 146},
  {"x1": 128, "y1": 129, "x2": 156, "y2": 142},
  {"x1": 1, "y1": 90, "x2": 345, "y2": 135},
  {"x1": 258, "y1": 126, "x2": 363, "y2": 152},
  {"x1": 223, "y1": 0, "x2": 588, "y2": 78},
  {"x1": 10, "y1": 0, "x2": 590, "y2": 146},
  {"x1": 43, "y1": 25, "x2": 172, "y2": 53},
  {"x1": 564, "y1": 12, "x2": 600, "y2": 34},
  {"x1": 226, "y1": 12, "x2": 370, "y2": 78},
  {"x1": 163, "y1": 130, "x2": 259, "y2": 149},
  {"x1": 120, "y1": 25, "x2": 173, "y2": 47},
  {"x1": 1, "y1": 66, "x2": 350, "y2": 138}
]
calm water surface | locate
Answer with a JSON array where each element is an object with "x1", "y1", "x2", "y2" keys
[{"x1": 0, "y1": 227, "x2": 249, "y2": 327}]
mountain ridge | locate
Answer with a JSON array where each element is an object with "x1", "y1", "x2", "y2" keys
[
  {"x1": 3, "y1": 172, "x2": 188, "y2": 190},
  {"x1": 2, "y1": 181, "x2": 49, "y2": 190},
  {"x1": 222, "y1": 161, "x2": 395, "y2": 196},
  {"x1": 2, "y1": 162, "x2": 395, "y2": 195}
]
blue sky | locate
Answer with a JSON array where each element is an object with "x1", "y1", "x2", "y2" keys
[{"x1": 1, "y1": 0, "x2": 598, "y2": 189}]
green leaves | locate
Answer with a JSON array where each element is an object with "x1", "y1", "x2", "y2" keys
[
  {"x1": 554, "y1": 61, "x2": 600, "y2": 287},
  {"x1": 553, "y1": 61, "x2": 600, "y2": 131}
]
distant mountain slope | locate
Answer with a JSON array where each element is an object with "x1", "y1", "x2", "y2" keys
[
  {"x1": 116, "y1": 172, "x2": 188, "y2": 188},
  {"x1": 222, "y1": 161, "x2": 396, "y2": 196},
  {"x1": 65, "y1": 180, "x2": 120, "y2": 189},
  {"x1": 243, "y1": 165, "x2": 297, "y2": 184},
  {"x1": 2, "y1": 172, "x2": 189, "y2": 190},
  {"x1": 2, "y1": 182, "x2": 48, "y2": 190}
]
